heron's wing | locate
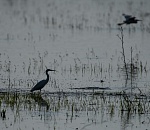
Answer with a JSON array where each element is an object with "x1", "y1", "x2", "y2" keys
[
  {"x1": 31, "y1": 80, "x2": 47, "y2": 92},
  {"x1": 122, "y1": 14, "x2": 133, "y2": 20}
]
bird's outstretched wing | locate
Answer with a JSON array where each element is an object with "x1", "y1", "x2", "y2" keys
[{"x1": 122, "y1": 14, "x2": 133, "y2": 20}]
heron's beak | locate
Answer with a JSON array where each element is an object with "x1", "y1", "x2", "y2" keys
[
  {"x1": 49, "y1": 69, "x2": 58, "y2": 73},
  {"x1": 54, "y1": 70, "x2": 58, "y2": 72},
  {"x1": 49, "y1": 69, "x2": 56, "y2": 71}
]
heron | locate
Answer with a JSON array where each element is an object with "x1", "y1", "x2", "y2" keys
[
  {"x1": 118, "y1": 14, "x2": 142, "y2": 26},
  {"x1": 30, "y1": 69, "x2": 56, "y2": 92}
]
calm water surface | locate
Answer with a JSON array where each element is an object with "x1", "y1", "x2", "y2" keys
[{"x1": 0, "y1": 0, "x2": 150, "y2": 130}]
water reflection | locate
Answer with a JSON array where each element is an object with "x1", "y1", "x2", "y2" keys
[
  {"x1": 0, "y1": 0, "x2": 150, "y2": 129},
  {"x1": 0, "y1": 91, "x2": 150, "y2": 130},
  {"x1": 30, "y1": 93, "x2": 49, "y2": 110},
  {"x1": 120, "y1": 111, "x2": 132, "y2": 130},
  {"x1": 0, "y1": 109, "x2": 6, "y2": 120}
]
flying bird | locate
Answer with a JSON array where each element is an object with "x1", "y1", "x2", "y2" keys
[
  {"x1": 30, "y1": 69, "x2": 56, "y2": 92},
  {"x1": 118, "y1": 14, "x2": 142, "y2": 26}
]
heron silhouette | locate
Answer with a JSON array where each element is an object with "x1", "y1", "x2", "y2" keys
[
  {"x1": 118, "y1": 14, "x2": 142, "y2": 26},
  {"x1": 30, "y1": 69, "x2": 56, "y2": 92}
]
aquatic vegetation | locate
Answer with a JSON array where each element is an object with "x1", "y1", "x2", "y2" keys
[
  {"x1": 0, "y1": 0, "x2": 150, "y2": 130},
  {"x1": 0, "y1": 91, "x2": 150, "y2": 130}
]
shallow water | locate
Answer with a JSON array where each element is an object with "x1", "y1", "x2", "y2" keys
[
  {"x1": 0, "y1": 0, "x2": 150, "y2": 130},
  {"x1": 0, "y1": 92, "x2": 150, "y2": 130}
]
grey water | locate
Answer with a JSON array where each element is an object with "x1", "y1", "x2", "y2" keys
[{"x1": 0, "y1": 0, "x2": 150, "y2": 130}]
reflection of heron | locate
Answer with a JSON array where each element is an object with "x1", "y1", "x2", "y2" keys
[
  {"x1": 30, "y1": 69, "x2": 56, "y2": 92},
  {"x1": 30, "y1": 93, "x2": 49, "y2": 109},
  {"x1": 118, "y1": 14, "x2": 142, "y2": 26}
]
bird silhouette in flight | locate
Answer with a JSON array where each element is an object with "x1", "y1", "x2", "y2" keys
[{"x1": 118, "y1": 14, "x2": 142, "y2": 26}]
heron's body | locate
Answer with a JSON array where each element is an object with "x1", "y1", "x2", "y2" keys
[{"x1": 30, "y1": 69, "x2": 55, "y2": 92}]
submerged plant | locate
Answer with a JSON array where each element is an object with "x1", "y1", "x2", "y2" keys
[{"x1": 117, "y1": 26, "x2": 128, "y2": 79}]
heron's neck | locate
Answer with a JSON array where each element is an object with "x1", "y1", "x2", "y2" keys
[{"x1": 46, "y1": 72, "x2": 49, "y2": 82}]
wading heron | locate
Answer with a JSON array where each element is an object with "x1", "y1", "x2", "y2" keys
[
  {"x1": 118, "y1": 14, "x2": 142, "y2": 26},
  {"x1": 30, "y1": 69, "x2": 56, "y2": 92}
]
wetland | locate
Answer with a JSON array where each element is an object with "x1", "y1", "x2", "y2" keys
[{"x1": 0, "y1": 0, "x2": 150, "y2": 130}]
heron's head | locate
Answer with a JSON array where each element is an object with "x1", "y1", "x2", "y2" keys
[{"x1": 46, "y1": 69, "x2": 56, "y2": 72}]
